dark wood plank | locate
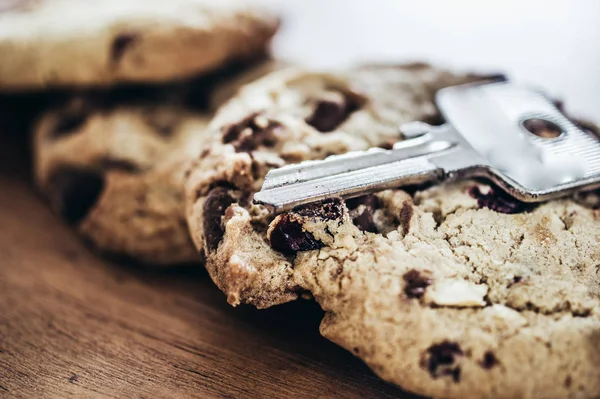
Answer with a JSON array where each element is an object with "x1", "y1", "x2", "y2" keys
[{"x1": 0, "y1": 130, "x2": 418, "y2": 398}]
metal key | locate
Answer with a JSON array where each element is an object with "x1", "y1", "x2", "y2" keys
[{"x1": 254, "y1": 81, "x2": 600, "y2": 213}]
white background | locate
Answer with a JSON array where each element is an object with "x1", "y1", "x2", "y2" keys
[{"x1": 265, "y1": 0, "x2": 600, "y2": 121}]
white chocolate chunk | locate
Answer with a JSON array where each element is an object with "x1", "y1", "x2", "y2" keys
[{"x1": 424, "y1": 279, "x2": 488, "y2": 307}]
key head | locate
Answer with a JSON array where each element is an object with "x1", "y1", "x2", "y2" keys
[{"x1": 436, "y1": 82, "x2": 600, "y2": 201}]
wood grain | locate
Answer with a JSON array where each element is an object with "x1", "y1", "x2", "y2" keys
[{"x1": 0, "y1": 128, "x2": 419, "y2": 398}]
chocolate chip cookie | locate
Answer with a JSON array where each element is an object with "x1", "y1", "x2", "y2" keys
[
  {"x1": 0, "y1": 0, "x2": 278, "y2": 89},
  {"x1": 184, "y1": 65, "x2": 600, "y2": 397},
  {"x1": 33, "y1": 60, "x2": 279, "y2": 265},
  {"x1": 184, "y1": 63, "x2": 504, "y2": 306}
]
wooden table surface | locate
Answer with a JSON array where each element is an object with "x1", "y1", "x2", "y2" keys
[{"x1": 0, "y1": 127, "x2": 419, "y2": 398}]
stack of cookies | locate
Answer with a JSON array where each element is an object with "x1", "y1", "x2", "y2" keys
[{"x1": 3, "y1": 1, "x2": 599, "y2": 398}]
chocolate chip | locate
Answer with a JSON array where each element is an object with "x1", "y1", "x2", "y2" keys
[
  {"x1": 352, "y1": 207, "x2": 378, "y2": 233},
  {"x1": 47, "y1": 168, "x2": 105, "y2": 224},
  {"x1": 564, "y1": 376, "x2": 572, "y2": 388},
  {"x1": 403, "y1": 269, "x2": 432, "y2": 299},
  {"x1": 269, "y1": 199, "x2": 346, "y2": 254},
  {"x1": 468, "y1": 186, "x2": 532, "y2": 214},
  {"x1": 399, "y1": 202, "x2": 413, "y2": 235},
  {"x1": 202, "y1": 187, "x2": 235, "y2": 251},
  {"x1": 305, "y1": 91, "x2": 361, "y2": 132},
  {"x1": 294, "y1": 198, "x2": 344, "y2": 220},
  {"x1": 479, "y1": 351, "x2": 499, "y2": 369},
  {"x1": 110, "y1": 33, "x2": 138, "y2": 65},
  {"x1": 49, "y1": 112, "x2": 88, "y2": 139},
  {"x1": 347, "y1": 195, "x2": 379, "y2": 233},
  {"x1": 269, "y1": 214, "x2": 323, "y2": 254},
  {"x1": 222, "y1": 113, "x2": 280, "y2": 152},
  {"x1": 422, "y1": 341, "x2": 463, "y2": 383}
]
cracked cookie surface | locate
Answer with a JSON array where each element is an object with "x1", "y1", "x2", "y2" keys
[
  {"x1": 33, "y1": 60, "x2": 278, "y2": 265},
  {"x1": 185, "y1": 64, "x2": 600, "y2": 397},
  {"x1": 0, "y1": 0, "x2": 278, "y2": 89}
]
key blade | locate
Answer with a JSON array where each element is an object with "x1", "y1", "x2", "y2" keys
[
  {"x1": 254, "y1": 133, "x2": 459, "y2": 212},
  {"x1": 261, "y1": 128, "x2": 452, "y2": 191},
  {"x1": 254, "y1": 156, "x2": 444, "y2": 213}
]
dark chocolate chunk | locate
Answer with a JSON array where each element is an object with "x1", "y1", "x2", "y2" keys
[
  {"x1": 399, "y1": 202, "x2": 413, "y2": 235},
  {"x1": 468, "y1": 186, "x2": 532, "y2": 214},
  {"x1": 222, "y1": 112, "x2": 280, "y2": 152},
  {"x1": 202, "y1": 187, "x2": 234, "y2": 251},
  {"x1": 564, "y1": 376, "x2": 572, "y2": 388},
  {"x1": 305, "y1": 91, "x2": 361, "y2": 132},
  {"x1": 269, "y1": 199, "x2": 346, "y2": 254},
  {"x1": 422, "y1": 341, "x2": 463, "y2": 383},
  {"x1": 352, "y1": 208, "x2": 378, "y2": 233},
  {"x1": 269, "y1": 214, "x2": 323, "y2": 254},
  {"x1": 403, "y1": 269, "x2": 432, "y2": 299},
  {"x1": 47, "y1": 168, "x2": 105, "y2": 224},
  {"x1": 479, "y1": 351, "x2": 499, "y2": 369},
  {"x1": 110, "y1": 33, "x2": 138, "y2": 65}
]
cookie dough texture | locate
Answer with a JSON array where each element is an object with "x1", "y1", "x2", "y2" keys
[
  {"x1": 0, "y1": 0, "x2": 279, "y2": 89},
  {"x1": 184, "y1": 65, "x2": 600, "y2": 398}
]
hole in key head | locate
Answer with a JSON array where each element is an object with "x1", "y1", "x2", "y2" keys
[{"x1": 521, "y1": 118, "x2": 563, "y2": 139}]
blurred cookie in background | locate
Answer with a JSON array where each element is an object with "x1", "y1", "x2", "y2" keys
[
  {"x1": 32, "y1": 59, "x2": 282, "y2": 266},
  {"x1": 0, "y1": 0, "x2": 279, "y2": 90}
]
